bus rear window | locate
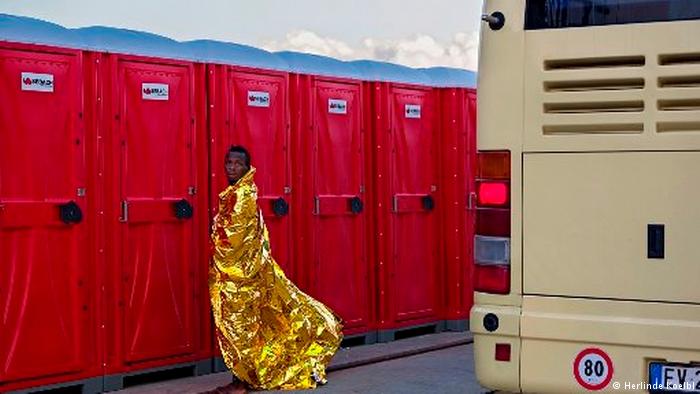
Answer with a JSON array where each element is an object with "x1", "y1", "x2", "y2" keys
[{"x1": 525, "y1": 0, "x2": 700, "y2": 30}]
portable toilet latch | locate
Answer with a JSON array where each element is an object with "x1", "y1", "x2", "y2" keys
[
  {"x1": 467, "y1": 191, "x2": 477, "y2": 210},
  {"x1": 313, "y1": 196, "x2": 320, "y2": 215},
  {"x1": 119, "y1": 200, "x2": 129, "y2": 223}
]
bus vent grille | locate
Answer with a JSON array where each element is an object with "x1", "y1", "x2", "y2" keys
[
  {"x1": 544, "y1": 101, "x2": 644, "y2": 114},
  {"x1": 656, "y1": 52, "x2": 700, "y2": 133},
  {"x1": 658, "y1": 76, "x2": 700, "y2": 89},
  {"x1": 539, "y1": 56, "x2": 646, "y2": 135},
  {"x1": 658, "y1": 99, "x2": 700, "y2": 112},
  {"x1": 544, "y1": 78, "x2": 644, "y2": 92},
  {"x1": 659, "y1": 53, "x2": 700, "y2": 66},
  {"x1": 544, "y1": 55, "x2": 645, "y2": 70},
  {"x1": 543, "y1": 123, "x2": 644, "y2": 135}
]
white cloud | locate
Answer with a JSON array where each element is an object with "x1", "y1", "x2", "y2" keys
[
  {"x1": 283, "y1": 30, "x2": 356, "y2": 58},
  {"x1": 262, "y1": 30, "x2": 479, "y2": 71}
]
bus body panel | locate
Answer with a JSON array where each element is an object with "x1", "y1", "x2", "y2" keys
[
  {"x1": 471, "y1": 305, "x2": 521, "y2": 392},
  {"x1": 521, "y1": 296, "x2": 700, "y2": 352},
  {"x1": 521, "y1": 340, "x2": 700, "y2": 394},
  {"x1": 475, "y1": 1, "x2": 700, "y2": 392},
  {"x1": 523, "y1": 152, "x2": 700, "y2": 304},
  {"x1": 478, "y1": 0, "x2": 526, "y2": 307},
  {"x1": 523, "y1": 19, "x2": 700, "y2": 153},
  {"x1": 520, "y1": 297, "x2": 700, "y2": 394}
]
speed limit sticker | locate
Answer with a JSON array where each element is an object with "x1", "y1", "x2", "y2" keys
[{"x1": 573, "y1": 348, "x2": 614, "y2": 391}]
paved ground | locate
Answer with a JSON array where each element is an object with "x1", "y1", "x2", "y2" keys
[
  {"x1": 275, "y1": 345, "x2": 488, "y2": 394},
  {"x1": 119, "y1": 342, "x2": 488, "y2": 394}
]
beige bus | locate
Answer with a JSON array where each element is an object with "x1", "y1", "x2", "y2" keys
[{"x1": 471, "y1": 1, "x2": 700, "y2": 392}]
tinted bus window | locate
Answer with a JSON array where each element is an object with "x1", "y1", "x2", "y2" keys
[{"x1": 525, "y1": 0, "x2": 700, "y2": 29}]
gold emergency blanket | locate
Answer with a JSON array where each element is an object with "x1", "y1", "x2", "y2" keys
[{"x1": 209, "y1": 167, "x2": 343, "y2": 390}]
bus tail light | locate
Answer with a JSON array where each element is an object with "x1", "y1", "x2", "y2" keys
[
  {"x1": 477, "y1": 181, "x2": 509, "y2": 207},
  {"x1": 474, "y1": 150, "x2": 511, "y2": 294}
]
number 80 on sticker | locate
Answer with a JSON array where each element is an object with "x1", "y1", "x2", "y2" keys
[{"x1": 573, "y1": 348, "x2": 615, "y2": 391}]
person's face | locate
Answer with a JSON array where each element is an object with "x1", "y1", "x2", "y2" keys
[{"x1": 225, "y1": 152, "x2": 249, "y2": 184}]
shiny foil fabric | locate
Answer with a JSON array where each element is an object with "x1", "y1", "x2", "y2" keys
[{"x1": 209, "y1": 167, "x2": 343, "y2": 390}]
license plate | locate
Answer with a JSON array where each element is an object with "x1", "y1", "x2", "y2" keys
[{"x1": 649, "y1": 362, "x2": 700, "y2": 392}]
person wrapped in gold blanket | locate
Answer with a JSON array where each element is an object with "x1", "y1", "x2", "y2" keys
[{"x1": 209, "y1": 145, "x2": 343, "y2": 390}]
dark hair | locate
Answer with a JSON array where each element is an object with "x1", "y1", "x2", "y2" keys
[{"x1": 228, "y1": 145, "x2": 251, "y2": 167}]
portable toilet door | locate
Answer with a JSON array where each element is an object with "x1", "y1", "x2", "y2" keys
[
  {"x1": 282, "y1": 51, "x2": 374, "y2": 339},
  {"x1": 310, "y1": 76, "x2": 371, "y2": 336},
  {"x1": 102, "y1": 52, "x2": 206, "y2": 383},
  {"x1": 373, "y1": 82, "x2": 443, "y2": 341},
  {"x1": 287, "y1": 71, "x2": 374, "y2": 339},
  {"x1": 0, "y1": 41, "x2": 101, "y2": 392}
]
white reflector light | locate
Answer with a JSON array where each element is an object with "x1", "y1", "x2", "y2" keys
[{"x1": 475, "y1": 235, "x2": 510, "y2": 265}]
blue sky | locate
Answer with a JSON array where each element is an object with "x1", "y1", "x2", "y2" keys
[{"x1": 0, "y1": 0, "x2": 483, "y2": 70}]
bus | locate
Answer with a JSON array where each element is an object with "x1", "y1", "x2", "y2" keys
[{"x1": 471, "y1": 1, "x2": 700, "y2": 392}]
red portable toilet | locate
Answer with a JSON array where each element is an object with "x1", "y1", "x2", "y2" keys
[
  {"x1": 280, "y1": 52, "x2": 376, "y2": 343},
  {"x1": 352, "y1": 61, "x2": 444, "y2": 342},
  {"x1": 0, "y1": 17, "x2": 102, "y2": 393},
  {"x1": 194, "y1": 41, "x2": 294, "y2": 279},
  {"x1": 424, "y1": 67, "x2": 478, "y2": 331},
  {"x1": 75, "y1": 27, "x2": 212, "y2": 390}
]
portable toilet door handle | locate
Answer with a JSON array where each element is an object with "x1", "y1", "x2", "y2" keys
[
  {"x1": 58, "y1": 201, "x2": 83, "y2": 224},
  {"x1": 422, "y1": 195, "x2": 435, "y2": 211},
  {"x1": 173, "y1": 199, "x2": 194, "y2": 220},
  {"x1": 272, "y1": 197, "x2": 289, "y2": 217},
  {"x1": 349, "y1": 196, "x2": 363, "y2": 214}
]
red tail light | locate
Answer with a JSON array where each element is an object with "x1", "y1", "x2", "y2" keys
[
  {"x1": 476, "y1": 208, "x2": 510, "y2": 237},
  {"x1": 475, "y1": 265, "x2": 510, "y2": 294},
  {"x1": 477, "y1": 151, "x2": 510, "y2": 180},
  {"x1": 477, "y1": 181, "x2": 509, "y2": 207},
  {"x1": 474, "y1": 150, "x2": 511, "y2": 294}
]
